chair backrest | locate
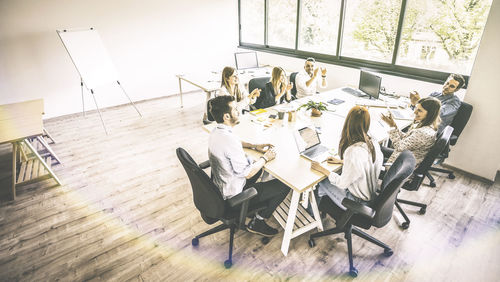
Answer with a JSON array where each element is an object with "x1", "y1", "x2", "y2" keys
[
  {"x1": 372, "y1": 150, "x2": 416, "y2": 227},
  {"x1": 405, "y1": 125, "x2": 454, "y2": 190},
  {"x1": 290, "y1": 72, "x2": 298, "y2": 96},
  {"x1": 248, "y1": 77, "x2": 270, "y2": 95},
  {"x1": 206, "y1": 98, "x2": 215, "y2": 121},
  {"x1": 449, "y1": 102, "x2": 473, "y2": 146},
  {"x1": 176, "y1": 147, "x2": 226, "y2": 222}
]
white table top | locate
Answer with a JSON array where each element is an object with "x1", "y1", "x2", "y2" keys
[
  {"x1": 203, "y1": 88, "x2": 414, "y2": 193},
  {"x1": 0, "y1": 99, "x2": 44, "y2": 144}
]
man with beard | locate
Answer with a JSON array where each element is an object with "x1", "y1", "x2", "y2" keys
[
  {"x1": 208, "y1": 95, "x2": 290, "y2": 237},
  {"x1": 295, "y1": 57, "x2": 328, "y2": 99}
]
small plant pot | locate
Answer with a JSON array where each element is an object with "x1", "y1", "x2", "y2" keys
[{"x1": 311, "y1": 108, "x2": 322, "y2": 117}]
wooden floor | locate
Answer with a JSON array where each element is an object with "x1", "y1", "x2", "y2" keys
[{"x1": 0, "y1": 92, "x2": 499, "y2": 281}]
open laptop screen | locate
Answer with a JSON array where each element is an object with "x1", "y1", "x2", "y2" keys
[
  {"x1": 235, "y1": 52, "x2": 259, "y2": 70},
  {"x1": 297, "y1": 127, "x2": 321, "y2": 151},
  {"x1": 359, "y1": 71, "x2": 381, "y2": 99}
]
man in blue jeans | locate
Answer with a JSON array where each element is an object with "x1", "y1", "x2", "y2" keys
[{"x1": 208, "y1": 95, "x2": 290, "y2": 237}]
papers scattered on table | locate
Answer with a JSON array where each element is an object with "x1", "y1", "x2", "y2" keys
[{"x1": 250, "y1": 108, "x2": 267, "y2": 116}]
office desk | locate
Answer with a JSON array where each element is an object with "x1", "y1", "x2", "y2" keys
[
  {"x1": 202, "y1": 88, "x2": 413, "y2": 255},
  {"x1": 176, "y1": 67, "x2": 274, "y2": 108},
  {"x1": 0, "y1": 99, "x2": 61, "y2": 200}
]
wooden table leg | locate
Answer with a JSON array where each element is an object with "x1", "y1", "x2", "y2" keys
[
  {"x1": 11, "y1": 142, "x2": 17, "y2": 201},
  {"x1": 178, "y1": 77, "x2": 184, "y2": 108},
  {"x1": 281, "y1": 190, "x2": 300, "y2": 256},
  {"x1": 309, "y1": 188, "x2": 323, "y2": 231},
  {"x1": 23, "y1": 140, "x2": 61, "y2": 186}
]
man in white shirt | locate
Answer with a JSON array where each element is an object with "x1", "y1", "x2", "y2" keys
[
  {"x1": 208, "y1": 95, "x2": 290, "y2": 237},
  {"x1": 295, "y1": 57, "x2": 328, "y2": 99}
]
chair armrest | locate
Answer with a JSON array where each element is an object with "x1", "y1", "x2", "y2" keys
[
  {"x1": 450, "y1": 135, "x2": 458, "y2": 146},
  {"x1": 198, "y1": 160, "x2": 210, "y2": 169},
  {"x1": 227, "y1": 187, "x2": 258, "y2": 208},
  {"x1": 341, "y1": 198, "x2": 375, "y2": 220}
]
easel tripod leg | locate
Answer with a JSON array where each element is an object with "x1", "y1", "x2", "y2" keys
[
  {"x1": 178, "y1": 77, "x2": 184, "y2": 108},
  {"x1": 81, "y1": 78, "x2": 85, "y2": 117},
  {"x1": 90, "y1": 89, "x2": 108, "y2": 135},
  {"x1": 117, "y1": 81, "x2": 142, "y2": 117}
]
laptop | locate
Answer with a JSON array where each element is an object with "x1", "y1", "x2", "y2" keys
[{"x1": 294, "y1": 127, "x2": 330, "y2": 161}]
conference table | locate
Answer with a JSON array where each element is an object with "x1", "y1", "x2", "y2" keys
[
  {"x1": 0, "y1": 99, "x2": 61, "y2": 200},
  {"x1": 203, "y1": 88, "x2": 413, "y2": 256}
]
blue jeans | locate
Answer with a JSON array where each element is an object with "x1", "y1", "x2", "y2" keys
[{"x1": 317, "y1": 179, "x2": 371, "y2": 210}]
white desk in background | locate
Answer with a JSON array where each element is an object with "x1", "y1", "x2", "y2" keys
[
  {"x1": 202, "y1": 87, "x2": 413, "y2": 256},
  {"x1": 176, "y1": 67, "x2": 273, "y2": 108},
  {"x1": 0, "y1": 99, "x2": 61, "y2": 200}
]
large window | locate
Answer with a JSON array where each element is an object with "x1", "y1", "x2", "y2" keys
[{"x1": 238, "y1": 0, "x2": 493, "y2": 83}]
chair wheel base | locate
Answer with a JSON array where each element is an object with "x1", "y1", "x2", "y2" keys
[
  {"x1": 349, "y1": 267, "x2": 358, "y2": 277},
  {"x1": 418, "y1": 207, "x2": 426, "y2": 215},
  {"x1": 192, "y1": 238, "x2": 199, "y2": 246},
  {"x1": 224, "y1": 259, "x2": 232, "y2": 269},
  {"x1": 308, "y1": 238, "x2": 316, "y2": 248},
  {"x1": 261, "y1": 237, "x2": 270, "y2": 244},
  {"x1": 401, "y1": 222, "x2": 410, "y2": 229},
  {"x1": 448, "y1": 173, "x2": 455, "y2": 179},
  {"x1": 384, "y1": 248, "x2": 393, "y2": 257}
]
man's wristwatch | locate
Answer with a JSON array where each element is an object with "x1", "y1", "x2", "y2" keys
[{"x1": 260, "y1": 156, "x2": 268, "y2": 163}]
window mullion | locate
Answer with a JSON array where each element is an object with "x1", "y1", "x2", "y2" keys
[
  {"x1": 295, "y1": 0, "x2": 301, "y2": 51},
  {"x1": 391, "y1": 0, "x2": 408, "y2": 65},
  {"x1": 336, "y1": 0, "x2": 347, "y2": 59},
  {"x1": 264, "y1": 0, "x2": 269, "y2": 46}
]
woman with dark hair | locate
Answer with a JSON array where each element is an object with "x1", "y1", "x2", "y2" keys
[
  {"x1": 381, "y1": 96, "x2": 441, "y2": 167},
  {"x1": 218, "y1": 66, "x2": 261, "y2": 113},
  {"x1": 311, "y1": 106, "x2": 383, "y2": 206},
  {"x1": 254, "y1": 67, "x2": 293, "y2": 109}
]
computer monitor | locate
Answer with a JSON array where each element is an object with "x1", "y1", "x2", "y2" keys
[
  {"x1": 359, "y1": 71, "x2": 381, "y2": 99},
  {"x1": 234, "y1": 52, "x2": 259, "y2": 70}
]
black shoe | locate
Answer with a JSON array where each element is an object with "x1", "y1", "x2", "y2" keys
[{"x1": 246, "y1": 218, "x2": 278, "y2": 237}]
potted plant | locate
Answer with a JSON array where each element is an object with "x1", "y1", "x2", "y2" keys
[{"x1": 298, "y1": 100, "x2": 328, "y2": 117}]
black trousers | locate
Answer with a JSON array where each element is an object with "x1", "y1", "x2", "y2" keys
[{"x1": 239, "y1": 170, "x2": 290, "y2": 219}]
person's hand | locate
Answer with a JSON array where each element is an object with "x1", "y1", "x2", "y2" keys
[
  {"x1": 313, "y1": 68, "x2": 319, "y2": 78},
  {"x1": 380, "y1": 112, "x2": 397, "y2": 128},
  {"x1": 311, "y1": 161, "x2": 330, "y2": 176},
  {"x1": 251, "y1": 88, "x2": 261, "y2": 98},
  {"x1": 326, "y1": 156, "x2": 342, "y2": 164},
  {"x1": 263, "y1": 147, "x2": 276, "y2": 162},
  {"x1": 321, "y1": 67, "x2": 327, "y2": 76},
  {"x1": 286, "y1": 82, "x2": 293, "y2": 92},
  {"x1": 255, "y1": 143, "x2": 273, "y2": 153},
  {"x1": 409, "y1": 91, "x2": 420, "y2": 106}
]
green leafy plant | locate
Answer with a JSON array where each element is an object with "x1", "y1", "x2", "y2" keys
[{"x1": 298, "y1": 100, "x2": 328, "y2": 112}]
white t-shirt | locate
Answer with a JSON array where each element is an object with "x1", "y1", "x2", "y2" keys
[{"x1": 295, "y1": 70, "x2": 327, "y2": 98}]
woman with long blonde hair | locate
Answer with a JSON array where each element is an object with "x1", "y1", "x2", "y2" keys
[
  {"x1": 312, "y1": 106, "x2": 383, "y2": 206},
  {"x1": 254, "y1": 67, "x2": 293, "y2": 109},
  {"x1": 218, "y1": 66, "x2": 261, "y2": 113}
]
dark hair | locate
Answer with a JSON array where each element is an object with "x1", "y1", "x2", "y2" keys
[
  {"x1": 417, "y1": 97, "x2": 441, "y2": 130},
  {"x1": 306, "y1": 57, "x2": 316, "y2": 63},
  {"x1": 449, "y1": 73, "x2": 466, "y2": 90},
  {"x1": 209, "y1": 95, "x2": 235, "y2": 123},
  {"x1": 221, "y1": 66, "x2": 243, "y2": 101},
  {"x1": 338, "y1": 106, "x2": 376, "y2": 163}
]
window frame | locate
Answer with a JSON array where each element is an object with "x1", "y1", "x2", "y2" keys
[{"x1": 238, "y1": 0, "x2": 471, "y2": 87}]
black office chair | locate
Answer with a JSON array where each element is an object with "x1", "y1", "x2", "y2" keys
[
  {"x1": 395, "y1": 125, "x2": 453, "y2": 229},
  {"x1": 308, "y1": 150, "x2": 416, "y2": 277},
  {"x1": 289, "y1": 72, "x2": 298, "y2": 97},
  {"x1": 248, "y1": 77, "x2": 269, "y2": 95},
  {"x1": 176, "y1": 147, "x2": 266, "y2": 269},
  {"x1": 205, "y1": 98, "x2": 215, "y2": 123},
  {"x1": 427, "y1": 102, "x2": 473, "y2": 180}
]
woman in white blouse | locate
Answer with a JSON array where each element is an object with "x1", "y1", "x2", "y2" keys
[
  {"x1": 380, "y1": 97, "x2": 441, "y2": 167},
  {"x1": 311, "y1": 106, "x2": 383, "y2": 206},
  {"x1": 218, "y1": 66, "x2": 261, "y2": 113}
]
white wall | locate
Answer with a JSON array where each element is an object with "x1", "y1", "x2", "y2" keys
[
  {"x1": 445, "y1": 0, "x2": 500, "y2": 181},
  {"x1": 0, "y1": 0, "x2": 239, "y2": 118}
]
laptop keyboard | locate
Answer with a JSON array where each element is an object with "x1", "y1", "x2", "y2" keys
[{"x1": 304, "y1": 145, "x2": 329, "y2": 158}]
